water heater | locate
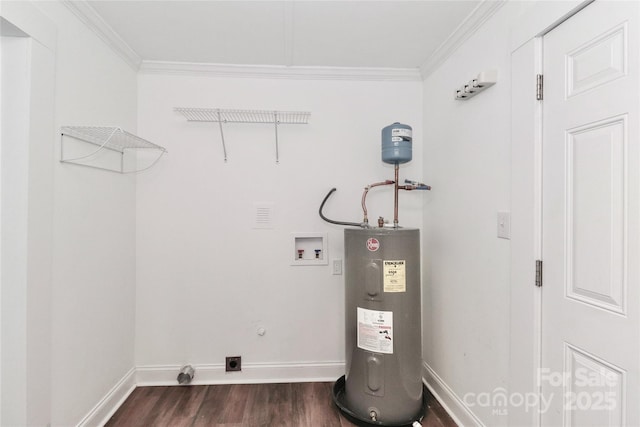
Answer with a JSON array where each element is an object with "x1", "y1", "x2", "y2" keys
[
  {"x1": 320, "y1": 122, "x2": 430, "y2": 426},
  {"x1": 343, "y1": 228, "x2": 422, "y2": 424}
]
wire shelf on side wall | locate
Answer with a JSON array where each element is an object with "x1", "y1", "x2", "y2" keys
[
  {"x1": 60, "y1": 126, "x2": 167, "y2": 174},
  {"x1": 174, "y1": 107, "x2": 311, "y2": 163}
]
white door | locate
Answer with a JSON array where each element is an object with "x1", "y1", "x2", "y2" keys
[{"x1": 541, "y1": 1, "x2": 639, "y2": 426}]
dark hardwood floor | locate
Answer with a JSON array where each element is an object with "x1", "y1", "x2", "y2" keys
[{"x1": 105, "y1": 382, "x2": 457, "y2": 427}]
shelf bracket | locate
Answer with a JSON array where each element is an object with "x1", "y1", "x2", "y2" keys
[
  {"x1": 61, "y1": 127, "x2": 120, "y2": 163},
  {"x1": 216, "y1": 110, "x2": 228, "y2": 163},
  {"x1": 274, "y1": 112, "x2": 280, "y2": 164}
]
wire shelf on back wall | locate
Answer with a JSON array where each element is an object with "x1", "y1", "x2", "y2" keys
[
  {"x1": 60, "y1": 126, "x2": 167, "y2": 173},
  {"x1": 174, "y1": 108, "x2": 311, "y2": 163}
]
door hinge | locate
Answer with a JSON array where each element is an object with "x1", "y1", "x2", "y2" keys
[
  {"x1": 535, "y1": 259, "x2": 543, "y2": 287},
  {"x1": 536, "y1": 74, "x2": 544, "y2": 100}
]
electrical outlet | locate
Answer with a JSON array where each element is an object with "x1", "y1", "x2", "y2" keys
[
  {"x1": 332, "y1": 259, "x2": 343, "y2": 275},
  {"x1": 225, "y1": 356, "x2": 241, "y2": 372}
]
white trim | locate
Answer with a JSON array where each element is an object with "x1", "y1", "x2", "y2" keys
[
  {"x1": 76, "y1": 368, "x2": 136, "y2": 427},
  {"x1": 139, "y1": 61, "x2": 422, "y2": 82},
  {"x1": 422, "y1": 362, "x2": 484, "y2": 427},
  {"x1": 61, "y1": 0, "x2": 141, "y2": 71},
  {"x1": 508, "y1": 36, "x2": 544, "y2": 427},
  {"x1": 509, "y1": 0, "x2": 593, "y2": 53},
  {"x1": 136, "y1": 361, "x2": 345, "y2": 386},
  {"x1": 419, "y1": 0, "x2": 507, "y2": 79}
]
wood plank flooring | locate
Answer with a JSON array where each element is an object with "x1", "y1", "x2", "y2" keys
[{"x1": 105, "y1": 382, "x2": 457, "y2": 427}]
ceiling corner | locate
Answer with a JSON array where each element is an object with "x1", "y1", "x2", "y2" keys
[
  {"x1": 419, "y1": 0, "x2": 507, "y2": 80},
  {"x1": 61, "y1": 0, "x2": 142, "y2": 71}
]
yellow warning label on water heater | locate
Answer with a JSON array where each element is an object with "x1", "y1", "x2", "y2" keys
[{"x1": 383, "y1": 260, "x2": 406, "y2": 292}]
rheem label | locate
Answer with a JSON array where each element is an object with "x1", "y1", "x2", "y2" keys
[{"x1": 366, "y1": 238, "x2": 380, "y2": 252}]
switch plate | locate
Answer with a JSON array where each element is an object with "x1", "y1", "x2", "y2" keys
[
  {"x1": 497, "y1": 211, "x2": 511, "y2": 239},
  {"x1": 332, "y1": 259, "x2": 343, "y2": 275}
]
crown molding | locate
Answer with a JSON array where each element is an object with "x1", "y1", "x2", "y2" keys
[
  {"x1": 61, "y1": 0, "x2": 141, "y2": 71},
  {"x1": 139, "y1": 61, "x2": 422, "y2": 82},
  {"x1": 420, "y1": 0, "x2": 507, "y2": 79}
]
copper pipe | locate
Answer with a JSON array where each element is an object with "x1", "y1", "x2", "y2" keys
[
  {"x1": 361, "y1": 180, "x2": 394, "y2": 223},
  {"x1": 394, "y1": 164, "x2": 399, "y2": 227}
]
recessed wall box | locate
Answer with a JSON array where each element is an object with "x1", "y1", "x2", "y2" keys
[{"x1": 291, "y1": 232, "x2": 328, "y2": 266}]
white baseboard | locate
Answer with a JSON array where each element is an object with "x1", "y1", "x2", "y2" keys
[
  {"x1": 76, "y1": 367, "x2": 136, "y2": 427},
  {"x1": 422, "y1": 361, "x2": 485, "y2": 427},
  {"x1": 136, "y1": 361, "x2": 345, "y2": 386}
]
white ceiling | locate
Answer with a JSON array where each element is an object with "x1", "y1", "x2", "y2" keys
[{"x1": 87, "y1": 1, "x2": 484, "y2": 70}]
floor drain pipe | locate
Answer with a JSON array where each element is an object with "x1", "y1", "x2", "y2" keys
[{"x1": 177, "y1": 365, "x2": 195, "y2": 385}]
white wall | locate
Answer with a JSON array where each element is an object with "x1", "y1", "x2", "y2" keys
[
  {"x1": 25, "y1": 2, "x2": 140, "y2": 425},
  {"x1": 135, "y1": 74, "x2": 424, "y2": 377},
  {"x1": 421, "y1": 3, "x2": 524, "y2": 426}
]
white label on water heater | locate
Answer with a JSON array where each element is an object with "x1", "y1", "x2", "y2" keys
[
  {"x1": 357, "y1": 307, "x2": 393, "y2": 354},
  {"x1": 383, "y1": 260, "x2": 406, "y2": 292},
  {"x1": 391, "y1": 128, "x2": 412, "y2": 138}
]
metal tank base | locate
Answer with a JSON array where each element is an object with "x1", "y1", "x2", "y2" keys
[{"x1": 332, "y1": 376, "x2": 428, "y2": 427}]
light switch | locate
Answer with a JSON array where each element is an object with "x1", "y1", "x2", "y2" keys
[
  {"x1": 332, "y1": 259, "x2": 343, "y2": 275},
  {"x1": 497, "y1": 211, "x2": 511, "y2": 239}
]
